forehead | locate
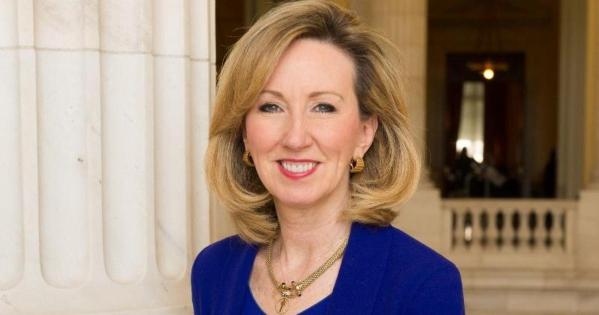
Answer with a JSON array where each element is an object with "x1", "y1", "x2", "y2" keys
[{"x1": 262, "y1": 38, "x2": 356, "y2": 92}]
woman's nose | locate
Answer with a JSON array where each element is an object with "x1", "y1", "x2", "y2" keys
[{"x1": 281, "y1": 115, "x2": 313, "y2": 150}]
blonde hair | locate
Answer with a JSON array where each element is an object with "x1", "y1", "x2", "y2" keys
[{"x1": 205, "y1": 0, "x2": 421, "y2": 245}]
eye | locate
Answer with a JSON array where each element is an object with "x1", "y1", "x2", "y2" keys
[
  {"x1": 258, "y1": 103, "x2": 282, "y2": 113},
  {"x1": 313, "y1": 103, "x2": 336, "y2": 113}
]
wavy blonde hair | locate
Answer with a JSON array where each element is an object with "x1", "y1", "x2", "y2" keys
[{"x1": 205, "y1": 0, "x2": 421, "y2": 245}]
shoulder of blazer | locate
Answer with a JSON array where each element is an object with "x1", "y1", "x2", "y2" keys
[
  {"x1": 191, "y1": 234, "x2": 255, "y2": 284},
  {"x1": 190, "y1": 235, "x2": 256, "y2": 313},
  {"x1": 379, "y1": 225, "x2": 464, "y2": 314},
  {"x1": 385, "y1": 225, "x2": 457, "y2": 272}
]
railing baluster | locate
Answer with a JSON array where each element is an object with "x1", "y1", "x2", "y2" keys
[
  {"x1": 512, "y1": 210, "x2": 521, "y2": 250},
  {"x1": 472, "y1": 206, "x2": 482, "y2": 252},
  {"x1": 457, "y1": 208, "x2": 466, "y2": 249},
  {"x1": 496, "y1": 209, "x2": 505, "y2": 250},
  {"x1": 464, "y1": 209, "x2": 473, "y2": 248},
  {"x1": 504, "y1": 208, "x2": 515, "y2": 253},
  {"x1": 480, "y1": 209, "x2": 489, "y2": 249},
  {"x1": 488, "y1": 207, "x2": 498, "y2": 251},
  {"x1": 528, "y1": 209, "x2": 538, "y2": 249},
  {"x1": 560, "y1": 209, "x2": 567, "y2": 250},
  {"x1": 451, "y1": 209, "x2": 457, "y2": 249},
  {"x1": 544, "y1": 209, "x2": 555, "y2": 250},
  {"x1": 521, "y1": 207, "x2": 530, "y2": 253}
]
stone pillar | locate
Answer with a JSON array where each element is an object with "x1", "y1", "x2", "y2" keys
[
  {"x1": 557, "y1": 0, "x2": 586, "y2": 198},
  {"x1": 190, "y1": 0, "x2": 216, "y2": 255},
  {"x1": 349, "y1": 0, "x2": 443, "y2": 251},
  {"x1": 0, "y1": 0, "x2": 22, "y2": 291},
  {"x1": 586, "y1": 0, "x2": 599, "y2": 190},
  {"x1": 0, "y1": 0, "x2": 214, "y2": 314},
  {"x1": 577, "y1": 0, "x2": 599, "y2": 272},
  {"x1": 351, "y1": 1, "x2": 429, "y2": 184},
  {"x1": 36, "y1": 0, "x2": 90, "y2": 290}
]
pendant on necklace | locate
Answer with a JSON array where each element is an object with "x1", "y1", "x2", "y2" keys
[
  {"x1": 275, "y1": 281, "x2": 298, "y2": 314},
  {"x1": 276, "y1": 296, "x2": 289, "y2": 314}
]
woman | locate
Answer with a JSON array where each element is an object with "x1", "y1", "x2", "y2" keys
[{"x1": 191, "y1": 1, "x2": 465, "y2": 314}]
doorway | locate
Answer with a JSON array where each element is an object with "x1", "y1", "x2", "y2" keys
[{"x1": 443, "y1": 53, "x2": 528, "y2": 197}]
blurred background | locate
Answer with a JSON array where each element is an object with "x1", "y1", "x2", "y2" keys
[{"x1": 1, "y1": 0, "x2": 598, "y2": 314}]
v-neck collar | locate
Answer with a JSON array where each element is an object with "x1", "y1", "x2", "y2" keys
[{"x1": 219, "y1": 221, "x2": 392, "y2": 315}]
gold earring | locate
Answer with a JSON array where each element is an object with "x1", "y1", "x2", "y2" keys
[
  {"x1": 349, "y1": 157, "x2": 365, "y2": 173},
  {"x1": 242, "y1": 150, "x2": 254, "y2": 167}
]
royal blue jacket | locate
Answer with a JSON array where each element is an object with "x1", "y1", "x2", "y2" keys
[{"x1": 191, "y1": 221, "x2": 465, "y2": 314}]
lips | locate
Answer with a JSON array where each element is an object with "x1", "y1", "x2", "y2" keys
[{"x1": 277, "y1": 159, "x2": 319, "y2": 179}]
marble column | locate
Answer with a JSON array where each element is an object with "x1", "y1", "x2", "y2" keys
[
  {"x1": 0, "y1": 0, "x2": 214, "y2": 314},
  {"x1": 0, "y1": 0, "x2": 22, "y2": 291},
  {"x1": 349, "y1": 0, "x2": 444, "y2": 251},
  {"x1": 351, "y1": 0, "x2": 431, "y2": 187},
  {"x1": 587, "y1": 0, "x2": 599, "y2": 190},
  {"x1": 557, "y1": 0, "x2": 586, "y2": 198},
  {"x1": 577, "y1": 0, "x2": 599, "y2": 272}
]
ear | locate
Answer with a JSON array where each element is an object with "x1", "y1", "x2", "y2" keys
[{"x1": 354, "y1": 115, "x2": 379, "y2": 157}]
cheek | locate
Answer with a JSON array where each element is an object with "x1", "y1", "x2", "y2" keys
[
  {"x1": 316, "y1": 118, "x2": 361, "y2": 157},
  {"x1": 244, "y1": 115, "x2": 281, "y2": 153}
]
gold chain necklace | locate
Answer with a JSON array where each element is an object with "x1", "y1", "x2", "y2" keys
[{"x1": 266, "y1": 237, "x2": 348, "y2": 314}]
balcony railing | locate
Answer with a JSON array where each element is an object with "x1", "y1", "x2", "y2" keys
[{"x1": 442, "y1": 199, "x2": 577, "y2": 269}]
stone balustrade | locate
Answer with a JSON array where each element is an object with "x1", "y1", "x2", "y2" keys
[
  {"x1": 444, "y1": 199, "x2": 577, "y2": 269},
  {"x1": 443, "y1": 198, "x2": 599, "y2": 315}
]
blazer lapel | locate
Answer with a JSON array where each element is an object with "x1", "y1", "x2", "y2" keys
[{"x1": 326, "y1": 222, "x2": 392, "y2": 315}]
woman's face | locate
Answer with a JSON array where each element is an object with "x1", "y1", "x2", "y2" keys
[{"x1": 244, "y1": 38, "x2": 377, "y2": 209}]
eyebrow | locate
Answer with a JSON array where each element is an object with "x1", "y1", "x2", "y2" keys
[{"x1": 260, "y1": 89, "x2": 344, "y2": 101}]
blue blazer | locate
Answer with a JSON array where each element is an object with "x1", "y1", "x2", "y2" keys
[{"x1": 191, "y1": 221, "x2": 465, "y2": 314}]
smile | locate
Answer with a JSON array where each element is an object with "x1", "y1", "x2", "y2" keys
[{"x1": 277, "y1": 160, "x2": 319, "y2": 179}]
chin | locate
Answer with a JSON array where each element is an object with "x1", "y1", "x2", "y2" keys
[{"x1": 272, "y1": 191, "x2": 324, "y2": 209}]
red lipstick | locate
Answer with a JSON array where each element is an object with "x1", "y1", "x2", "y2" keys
[{"x1": 277, "y1": 159, "x2": 319, "y2": 180}]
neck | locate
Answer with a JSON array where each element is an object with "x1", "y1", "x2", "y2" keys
[{"x1": 271, "y1": 195, "x2": 352, "y2": 275}]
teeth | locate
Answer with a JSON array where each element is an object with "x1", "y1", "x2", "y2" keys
[{"x1": 281, "y1": 161, "x2": 316, "y2": 173}]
